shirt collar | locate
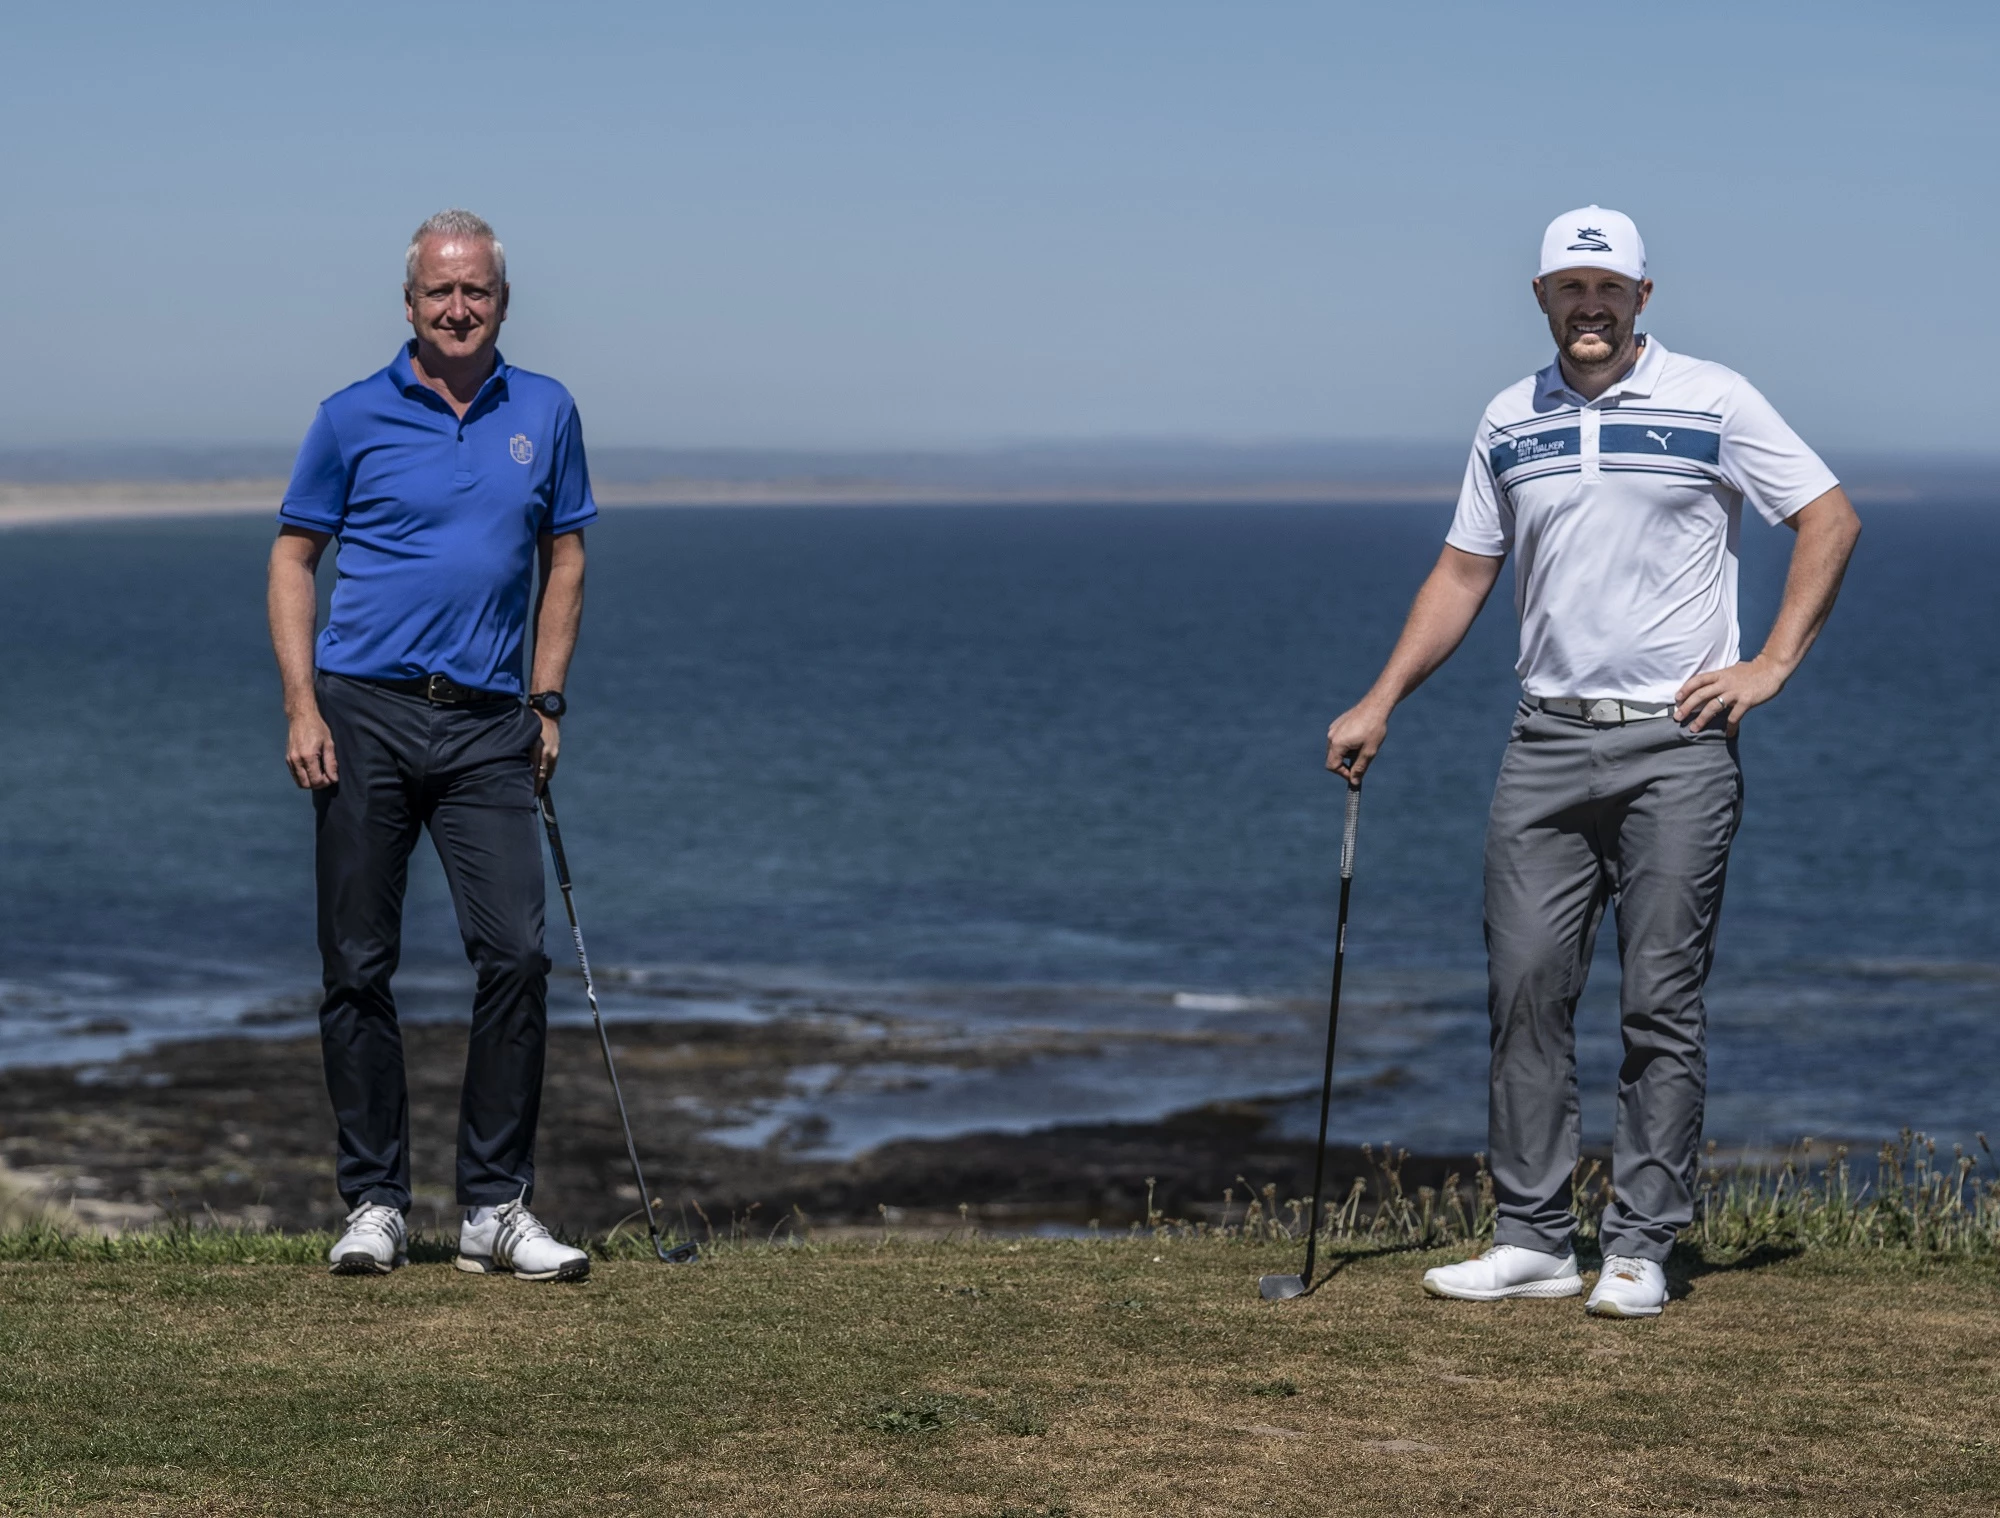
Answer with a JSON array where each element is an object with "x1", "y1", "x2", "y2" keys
[
  {"x1": 1534, "y1": 334, "x2": 1666, "y2": 407},
  {"x1": 389, "y1": 340, "x2": 511, "y2": 404}
]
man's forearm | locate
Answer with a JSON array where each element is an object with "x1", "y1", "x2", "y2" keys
[
  {"x1": 1360, "y1": 547, "x2": 1505, "y2": 712},
  {"x1": 267, "y1": 534, "x2": 327, "y2": 715},
  {"x1": 1324, "y1": 545, "x2": 1503, "y2": 778},
  {"x1": 1757, "y1": 487, "x2": 1861, "y2": 676},
  {"x1": 530, "y1": 533, "x2": 585, "y2": 692}
]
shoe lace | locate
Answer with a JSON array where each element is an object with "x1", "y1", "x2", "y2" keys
[
  {"x1": 496, "y1": 1199, "x2": 553, "y2": 1247},
  {"x1": 344, "y1": 1203, "x2": 400, "y2": 1241},
  {"x1": 1600, "y1": 1253, "x2": 1647, "y2": 1282}
]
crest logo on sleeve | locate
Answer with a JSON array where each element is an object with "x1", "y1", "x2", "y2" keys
[
  {"x1": 509, "y1": 434, "x2": 534, "y2": 465},
  {"x1": 1567, "y1": 227, "x2": 1613, "y2": 252}
]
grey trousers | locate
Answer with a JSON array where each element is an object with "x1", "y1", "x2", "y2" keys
[
  {"x1": 1485, "y1": 699, "x2": 1742, "y2": 1263},
  {"x1": 313, "y1": 673, "x2": 552, "y2": 1210}
]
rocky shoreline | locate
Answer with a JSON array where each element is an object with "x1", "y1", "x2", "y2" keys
[{"x1": 0, "y1": 1016, "x2": 1483, "y2": 1240}]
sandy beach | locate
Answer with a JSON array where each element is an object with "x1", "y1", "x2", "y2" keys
[
  {"x1": 0, "y1": 476, "x2": 1464, "y2": 531},
  {"x1": 0, "y1": 480, "x2": 287, "y2": 530},
  {"x1": 3, "y1": 463, "x2": 1963, "y2": 530}
]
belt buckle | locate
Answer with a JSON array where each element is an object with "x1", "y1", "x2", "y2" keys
[
  {"x1": 1588, "y1": 698, "x2": 1617, "y2": 726},
  {"x1": 424, "y1": 672, "x2": 450, "y2": 705}
]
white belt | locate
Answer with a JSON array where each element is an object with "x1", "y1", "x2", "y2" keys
[{"x1": 1537, "y1": 696, "x2": 1674, "y2": 726}]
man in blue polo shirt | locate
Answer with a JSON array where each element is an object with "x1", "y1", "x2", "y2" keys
[{"x1": 267, "y1": 209, "x2": 595, "y2": 1282}]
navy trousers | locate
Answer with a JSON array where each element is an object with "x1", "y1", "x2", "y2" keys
[{"x1": 312, "y1": 672, "x2": 551, "y2": 1209}]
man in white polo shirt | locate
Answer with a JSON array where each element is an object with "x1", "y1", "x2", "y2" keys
[{"x1": 1324, "y1": 206, "x2": 1860, "y2": 1317}]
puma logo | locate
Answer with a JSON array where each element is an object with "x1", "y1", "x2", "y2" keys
[{"x1": 1645, "y1": 430, "x2": 1673, "y2": 451}]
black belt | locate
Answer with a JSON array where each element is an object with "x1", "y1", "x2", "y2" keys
[{"x1": 362, "y1": 672, "x2": 519, "y2": 707}]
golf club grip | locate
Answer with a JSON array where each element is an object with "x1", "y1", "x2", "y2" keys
[
  {"x1": 1339, "y1": 782, "x2": 1361, "y2": 881},
  {"x1": 538, "y1": 792, "x2": 574, "y2": 890}
]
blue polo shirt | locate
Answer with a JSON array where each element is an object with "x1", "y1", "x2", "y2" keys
[{"x1": 279, "y1": 342, "x2": 598, "y2": 695}]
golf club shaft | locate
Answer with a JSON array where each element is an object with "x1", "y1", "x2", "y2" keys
[
  {"x1": 539, "y1": 788, "x2": 694, "y2": 1264},
  {"x1": 1300, "y1": 779, "x2": 1362, "y2": 1290}
]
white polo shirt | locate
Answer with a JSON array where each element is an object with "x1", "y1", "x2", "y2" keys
[{"x1": 1446, "y1": 337, "x2": 1838, "y2": 704}]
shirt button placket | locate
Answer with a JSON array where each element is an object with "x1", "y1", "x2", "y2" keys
[{"x1": 1580, "y1": 407, "x2": 1601, "y2": 482}]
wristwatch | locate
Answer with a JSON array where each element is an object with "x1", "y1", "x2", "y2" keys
[{"x1": 527, "y1": 690, "x2": 567, "y2": 719}]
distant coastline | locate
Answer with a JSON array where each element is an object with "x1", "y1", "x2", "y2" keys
[
  {"x1": 0, "y1": 476, "x2": 1466, "y2": 530},
  {"x1": 0, "y1": 480, "x2": 283, "y2": 530},
  {"x1": 0, "y1": 438, "x2": 1986, "y2": 528}
]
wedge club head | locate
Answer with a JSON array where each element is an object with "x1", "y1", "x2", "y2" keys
[{"x1": 1259, "y1": 1272, "x2": 1307, "y2": 1301}]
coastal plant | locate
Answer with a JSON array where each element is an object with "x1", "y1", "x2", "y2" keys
[
  {"x1": 1209, "y1": 1145, "x2": 1497, "y2": 1252},
  {"x1": 1189, "y1": 1131, "x2": 2000, "y2": 1260},
  {"x1": 1691, "y1": 1131, "x2": 2000, "y2": 1257}
]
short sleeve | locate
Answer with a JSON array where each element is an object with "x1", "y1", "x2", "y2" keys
[
  {"x1": 1443, "y1": 421, "x2": 1512, "y2": 558},
  {"x1": 544, "y1": 401, "x2": 598, "y2": 535},
  {"x1": 1718, "y1": 376, "x2": 1839, "y2": 525},
  {"x1": 278, "y1": 405, "x2": 350, "y2": 530}
]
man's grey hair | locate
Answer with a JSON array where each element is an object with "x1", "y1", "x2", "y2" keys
[{"x1": 404, "y1": 209, "x2": 507, "y2": 291}]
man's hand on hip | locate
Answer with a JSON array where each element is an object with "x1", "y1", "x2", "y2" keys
[
  {"x1": 1674, "y1": 654, "x2": 1789, "y2": 737},
  {"x1": 1325, "y1": 699, "x2": 1391, "y2": 781},
  {"x1": 531, "y1": 712, "x2": 560, "y2": 792},
  {"x1": 1674, "y1": 489, "x2": 1858, "y2": 738},
  {"x1": 286, "y1": 709, "x2": 339, "y2": 789}
]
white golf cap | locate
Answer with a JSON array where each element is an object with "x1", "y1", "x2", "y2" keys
[{"x1": 1538, "y1": 205, "x2": 1646, "y2": 283}]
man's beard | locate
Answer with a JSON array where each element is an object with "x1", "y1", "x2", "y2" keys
[{"x1": 1563, "y1": 327, "x2": 1627, "y2": 369}]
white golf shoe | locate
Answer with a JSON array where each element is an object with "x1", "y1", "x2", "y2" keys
[
  {"x1": 1586, "y1": 1254, "x2": 1668, "y2": 1318},
  {"x1": 328, "y1": 1202, "x2": 408, "y2": 1275},
  {"x1": 1421, "y1": 1243, "x2": 1582, "y2": 1301},
  {"x1": 456, "y1": 1198, "x2": 591, "y2": 1282}
]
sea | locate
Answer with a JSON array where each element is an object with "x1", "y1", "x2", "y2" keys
[{"x1": 1, "y1": 501, "x2": 1995, "y2": 1159}]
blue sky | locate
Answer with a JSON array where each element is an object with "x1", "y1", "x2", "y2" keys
[{"x1": 5, "y1": 1, "x2": 1994, "y2": 451}]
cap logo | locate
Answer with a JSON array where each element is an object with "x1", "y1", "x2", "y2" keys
[
  {"x1": 1567, "y1": 226, "x2": 1613, "y2": 252},
  {"x1": 509, "y1": 434, "x2": 534, "y2": 465}
]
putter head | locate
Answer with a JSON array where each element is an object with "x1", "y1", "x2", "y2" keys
[{"x1": 1259, "y1": 1273, "x2": 1307, "y2": 1301}]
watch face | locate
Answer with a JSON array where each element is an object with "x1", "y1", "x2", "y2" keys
[{"x1": 534, "y1": 692, "x2": 567, "y2": 717}]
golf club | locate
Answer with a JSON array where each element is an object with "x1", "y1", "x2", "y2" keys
[
  {"x1": 1260, "y1": 775, "x2": 1363, "y2": 1301},
  {"x1": 539, "y1": 787, "x2": 699, "y2": 1265}
]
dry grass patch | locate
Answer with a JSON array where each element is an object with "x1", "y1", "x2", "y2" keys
[{"x1": 0, "y1": 1239, "x2": 1995, "y2": 1515}]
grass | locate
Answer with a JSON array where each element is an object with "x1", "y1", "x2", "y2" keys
[
  {"x1": 1, "y1": 1136, "x2": 1996, "y2": 1515},
  {"x1": 1, "y1": 1233, "x2": 1998, "y2": 1515}
]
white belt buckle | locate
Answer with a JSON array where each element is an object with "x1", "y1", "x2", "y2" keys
[{"x1": 1544, "y1": 696, "x2": 1627, "y2": 725}]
